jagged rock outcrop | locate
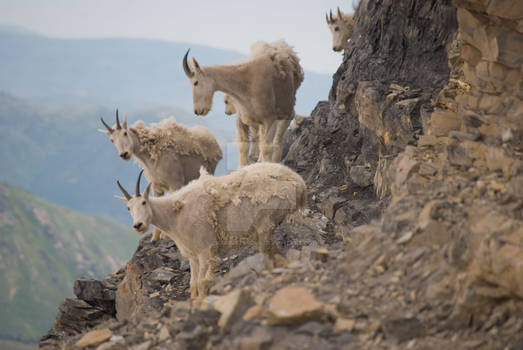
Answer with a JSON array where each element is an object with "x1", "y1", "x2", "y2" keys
[
  {"x1": 41, "y1": 0, "x2": 523, "y2": 349},
  {"x1": 285, "y1": 0, "x2": 458, "y2": 234},
  {"x1": 39, "y1": 274, "x2": 123, "y2": 349}
]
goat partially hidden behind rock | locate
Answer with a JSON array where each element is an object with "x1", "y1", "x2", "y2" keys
[
  {"x1": 224, "y1": 94, "x2": 260, "y2": 164},
  {"x1": 326, "y1": 7, "x2": 355, "y2": 52},
  {"x1": 100, "y1": 110, "x2": 222, "y2": 241},
  {"x1": 116, "y1": 163, "x2": 307, "y2": 298}
]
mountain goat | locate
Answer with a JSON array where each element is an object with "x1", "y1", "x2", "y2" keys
[
  {"x1": 326, "y1": 7, "x2": 355, "y2": 52},
  {"x1": 224, "y1": 94, "x2": 260, "y2": 165},
  {"x1": 116, "y1": 163, "x2": 307, "y2": 298},
  {"x1": 183, "y1": 40, "x2": 304, "y2": 165},
  {"x1": 100, "y1": 110, "x2": 223, "y2": 240}
]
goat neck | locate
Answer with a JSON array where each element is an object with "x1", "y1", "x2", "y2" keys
[
  {"x1": 203, "y1": 64, "x2": 250, "y2": 106},
  {"x1": 149, "y1": 197, "x2": 178, "y2": 234}
]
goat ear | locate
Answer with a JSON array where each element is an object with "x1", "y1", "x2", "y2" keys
[
  {"x1": 144, "y1": 183, "x2": 152, "y2": 200},
  {"x1": 192, "y1": 57, "x2": 202, "y2": 72},
  {"x1": 98, "y1": 129, "x2": 110, "y2": 135},
  {"x1": 114, "y1": 195, "x2": 128, "y2": 202},
  {"x1": 123, "y1": 113, "x2": 128, "y2": 129}
]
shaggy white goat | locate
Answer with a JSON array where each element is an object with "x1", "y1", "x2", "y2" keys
[
  {"x1": 224, "y1": 94, "x2": 260, "y2": 165},
  {"x1": 100, "y1": 110, "x2": 223, "y2": 240},
  {"x1": 183, "y1": 40, "x2": 303, "y2": 165},
  {"x1": 326, "y1": 7, "x2": 355, "y2": 52},
  {"x1": 116, "y1": 163, "x2": 307, "y2": 298}
]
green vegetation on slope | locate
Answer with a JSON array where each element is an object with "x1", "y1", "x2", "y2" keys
[{"x1": 0, "y1": 182, "x2": 137, "y2": 342}]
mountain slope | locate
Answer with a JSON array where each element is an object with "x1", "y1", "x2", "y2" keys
[
  {"x1": 0, "y1": 181, "x2": 137, "y2": 343},
  {"x1": 0, "y1": 29, "x2": 330, "y2": 115}
]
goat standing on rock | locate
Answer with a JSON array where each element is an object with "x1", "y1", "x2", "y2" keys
[
  {"x1": 183, "y1": 40, "x2": 303, "y2": 166},
  {"x1": 116, "y1": 163, "x2": 307, "y2": 298},
  {"x1": 326, "y1": 7, "x2": 355, "y2": 52},
  {"x1": 100, "y1": 110, "x2": 222, "y2": 240}
]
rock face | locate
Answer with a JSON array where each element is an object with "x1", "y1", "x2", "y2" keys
[
  {"x1": 284, "y1": 0, "x2": 458, "y2": 233},
  {"x1": 114, "y1": 237, "x2": 188, "y2": 321},
  {"x1": 41, "y1": 0, "x2": 523, "y2": 349},
  {"x1": 39, "y1": 273, "x2": 122, "y2": 350}
]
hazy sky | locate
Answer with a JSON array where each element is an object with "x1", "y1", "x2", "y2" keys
[{"x1": 0, "y1": 0, "x2": 355, "y2": 74}]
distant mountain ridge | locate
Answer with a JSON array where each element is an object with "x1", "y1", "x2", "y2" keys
[
  {"x1": 0, "y1": 28, "x2": 331, "y2": 114},
  {"x1": 0, "y1": 181, "x2": 137, "y2": 343}
]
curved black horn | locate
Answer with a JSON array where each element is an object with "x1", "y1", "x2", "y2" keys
[
  {"x1": 183, "y1": 49, "x2": 194, "y2": 78},
  {"x1": 337, "y1": 7, "x2": 343, "y2": 19},
  {"x1": 136, "y1": 169, "x2": 144, "y2": 196},
  {"x1": 329, "y1": 9, "x2": 334, "y2": 22},
  {"x1": 117, "y1": 180, "x2": 132, "y2": 200},
  {"x1": 101, "y1": 117, "x2": 113, "y2": 133},
  {"x1": 326, "y1": 12, "x2": 330, "y2": 24},
  {"x1": 115, "y1": 109, "x2": 121, "y2": 129}
]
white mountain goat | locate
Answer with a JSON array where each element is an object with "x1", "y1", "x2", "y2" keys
[
  {"x1": 116, "y1": 163, "x2": 307, "y2": 298},
  {"x1": 224, "y1": 94, "x2": 260, "y2": 164},
  {"x1": 183, "y1": 40, "x2": 304, "y2": 166},
  {"x1": 100, "y1": 110, "x2": 223, "y2": 240},
  {"x1": 326, "y1": 7, "x2": 355, "y2": 52}
]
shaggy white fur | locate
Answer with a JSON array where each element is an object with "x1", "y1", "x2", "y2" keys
[{"x1": 119, "y1": 162, "x2": 307, "y2": 298}]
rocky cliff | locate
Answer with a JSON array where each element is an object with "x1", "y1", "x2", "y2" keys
[{"x1": 41, "y1": 0, "x2": 523, "y2": 349}]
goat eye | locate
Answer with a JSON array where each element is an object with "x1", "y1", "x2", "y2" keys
[
  {"x1": 224, "y1": 100, "x2": 228, "y2": 104},
  {"x1": 335, "y1": 27, "x2": 340, "y2": 31},
  {"x1": 142, "y1": 201, "x2": 146, "y2": 206},
  {"x1": 127, "y1": 207, "x2": 130, "y2": 211},
  {"x1": 110, "y1": 139, "x2": 114, "y2": 143},
  {"x1": 124, "y1": 132, "x2": 127, "y2": 136},
  {"x1": 194, "y1": 81, "x2": 198, "y2": 86}
]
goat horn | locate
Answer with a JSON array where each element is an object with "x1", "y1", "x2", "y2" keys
[
  {"x1": 183, "y1": 49, "x2": 194, "y2": 78},
  {"x1": 144, "y1": 183, "x2": 151, "y2": 200},
  {"x1": 123, "y1": 113, "x2": 128, "y2": 129},
  {"x1": 117, "y1": 180, "x2": 132, "y2": 200},
  {"x1": 136, "y1": 169, "x2": 144, "y2": 196},
  {"x1": 326, "y1": 12, "x2": 330, "y2": 24},
  {"x1": 329, "y1": 9, "x2": 334, "y2": 22},
  {"x1": 115, "y1": 109, "x2": 121, "y2": 129},
  {"x1": 337, "y1": 7, "x2": 343, "y2": 19},
  {"x1": 100, "y1": 117, "x2": 113, "y2": 133}
]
